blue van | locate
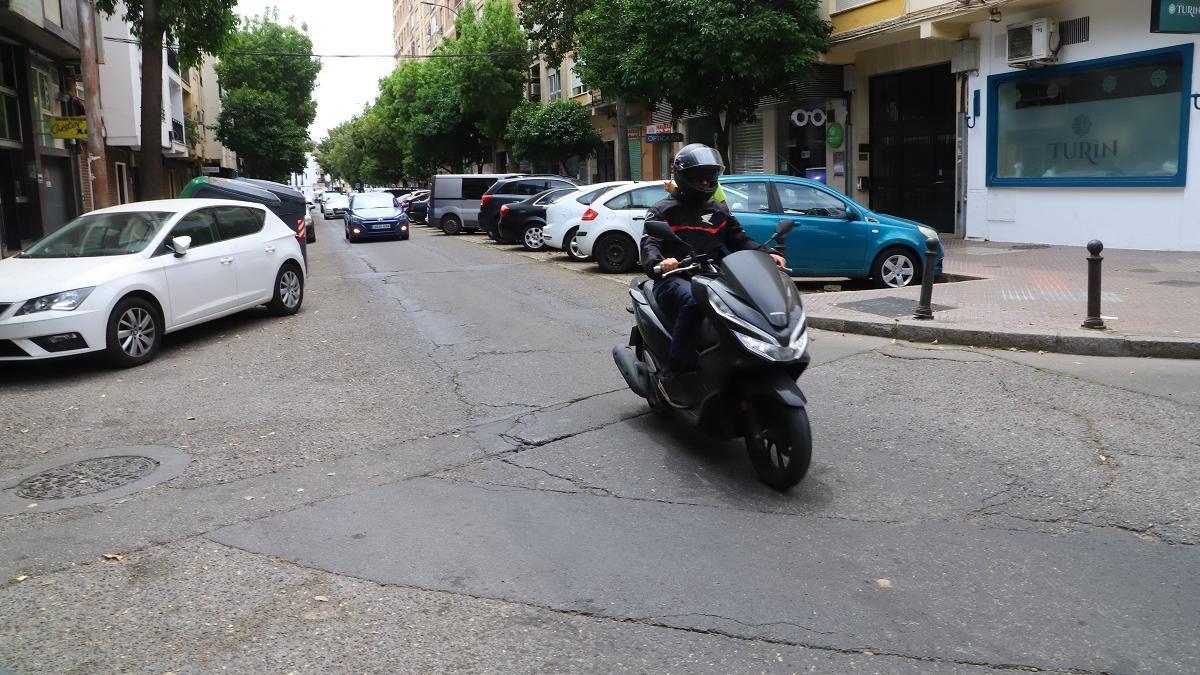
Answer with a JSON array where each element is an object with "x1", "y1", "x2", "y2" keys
[{"x1": 719, "y1": 175, "x2": 944, "y2": 288}]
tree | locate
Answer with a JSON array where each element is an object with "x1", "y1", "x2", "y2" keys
[
  {"x1": 95, "y1": 0, "x2": 238, "y2": 198},
  {"x1": 575, "y1": 0, "x2": 832, "y2": 166},
  {"x1": 506, "y1": 100, "x2": 601, "y2": 174},
  {"x1": 452, "y1": 0, "x2": 529, "y2": 155},
  {"x1": 217, "y1": 89, "x2": 309, "y2": 181},
  {"x1": 216, "y1": 12, "x2": 320, "y2": 182}
]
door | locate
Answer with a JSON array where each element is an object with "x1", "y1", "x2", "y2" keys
[
  {"x1": 720, "y1": 179, "x2": 775, "y2": 243},
  {"x1": 869, "y1": 64, "x2": 956, "y2": 233},
  {"x1": 213, "y1": 205, "x2": 273, "y2": 305},
  {"x1": 774, "y1": 181, "x2": 868, "y2": 273},
  {"x1": 40, "y1": 157, "x2": 71, "y2": 235},
  {"x1": 605, "y1": 185, "x2": 668, "y2": 239},
  {"x1": 159, "y1": 208, "x2": 239, "y2": 325}
]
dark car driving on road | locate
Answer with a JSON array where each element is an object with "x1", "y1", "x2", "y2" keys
[{"x1": 344, "y1": 191, "x2": 410, "y2": 243}]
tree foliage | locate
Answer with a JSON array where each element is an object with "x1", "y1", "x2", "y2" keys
[
  {"x1": 506, "y1": 100, "x2": 601, "y2": 172},
  {"x1": 216, "y1": 11, "x2": 320, "y2": 182},
  {"x1": 575, "y1": 0, "x2": 832, "y2": 164},
  {"x1": 453, "y1": 0, "x2": 529, "y2": 146},
  {"x1": 518, "y1": 0, "x2": 591, "y2": 67},
  {"x1": 94, "y1": 0, "x2": 238, "y2": 68}
]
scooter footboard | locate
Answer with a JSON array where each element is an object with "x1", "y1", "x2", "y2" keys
[{"x1": 736, "y1": 371, "x2": 808, "y2": 408}]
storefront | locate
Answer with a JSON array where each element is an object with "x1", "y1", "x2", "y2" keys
[{"x1": 964, "y1": 0, "x2": 1200, "y2": 250}]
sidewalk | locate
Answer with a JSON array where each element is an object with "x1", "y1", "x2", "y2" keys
[{"x1": 803, "y1": 239, "x2": 1200, "y2": 358}]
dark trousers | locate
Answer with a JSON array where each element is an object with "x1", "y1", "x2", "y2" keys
[{"x1": 654, "y1": 276, "x2": 702, "y2": 372}]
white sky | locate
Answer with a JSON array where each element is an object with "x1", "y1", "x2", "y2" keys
[{"x1": 234, "y1": 0, "x2": 396, "y2": 144}]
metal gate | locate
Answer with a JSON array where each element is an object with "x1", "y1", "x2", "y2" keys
[{"x1": 732, "y1": 121, "x2": 764, "y2": 174}]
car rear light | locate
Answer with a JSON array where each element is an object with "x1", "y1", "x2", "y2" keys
[
  {"x1": 581, "y1": 208, "x2": 598, "y2": 221},
  {"x1": 500, "y1": 204, "x2": 509, "y2": 215},
  {"x1": 481, "y1": 194, "x2": 493, "y2": 207}
]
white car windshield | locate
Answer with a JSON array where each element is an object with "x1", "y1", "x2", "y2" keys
[
  {"x1": 327, "y1": 195, "x2": 349, "y2": 207},
  {"x1": 21, "y1": 211, "x2": 173, "y2": 258},
  {"x1": 353, "y1": 193, "x2": 395, "y2": 209}
]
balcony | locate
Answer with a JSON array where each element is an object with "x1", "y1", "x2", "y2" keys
[{"x1": 527, "y1": 82, "x2": 540, "y2": 101}]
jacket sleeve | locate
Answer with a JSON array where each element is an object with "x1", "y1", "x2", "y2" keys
[
  {"x1": 721, "y1": 207, "x2": 772, "y2": 254},
  {"x1": 640, "y1": 204, "x2": 667, "y2": 277}
]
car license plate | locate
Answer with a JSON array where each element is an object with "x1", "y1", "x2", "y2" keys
[{"x1": 370, "y1": 223, "x2": 391, "y2": 230}]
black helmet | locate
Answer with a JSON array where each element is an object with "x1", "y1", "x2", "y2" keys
[{"x1": 672, "y1": 143, "x2": 725, "y2": 200}]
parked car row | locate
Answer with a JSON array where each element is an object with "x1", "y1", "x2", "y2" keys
[{"x1": 410, "y1": 173, "x2": 944, "y2": 288}]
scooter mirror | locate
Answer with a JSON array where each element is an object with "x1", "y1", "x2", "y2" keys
[
  {"x1": 644, "y1": 219, "x2": 679, "y2": 242},
  {"x1": 776, "y1": 219, "x2": 796, "y2": 237}
]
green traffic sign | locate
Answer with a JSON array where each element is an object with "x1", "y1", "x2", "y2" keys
[
  {"x1": 826, "y1": 123, "x2": 844, "y2": 149},
  {"x1": 1152, "y1": 0, "x2": 1200, "y2": 33}
]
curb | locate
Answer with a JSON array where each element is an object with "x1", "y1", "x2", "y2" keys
[{"x1": 807, "y1": 315, "x2": 1200, "y2": 359}]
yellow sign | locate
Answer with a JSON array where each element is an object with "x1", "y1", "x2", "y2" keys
[{"x1": 50, "y1": 116, "x2": 88, "y2": 140}]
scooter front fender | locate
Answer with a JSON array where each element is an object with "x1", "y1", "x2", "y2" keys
[{"x1": 737, "y1": 371, "x2": 808, "y2": 408}]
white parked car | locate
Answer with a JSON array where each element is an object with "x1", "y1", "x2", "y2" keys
[
  {"x1": 0, "y1": 199, "x2": 306, "y2": 367},
  {"x1": 543, "y1": 181, "x2": 632, "y2": 262},
  {"x1": 573, "y1": 182, "x2": 671, "y2": 273}
]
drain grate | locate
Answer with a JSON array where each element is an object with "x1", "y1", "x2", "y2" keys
[
  {"x1": 838, "y1": 297, "x2": 954, "y2": 318},
  {"x1": 16, "y1": 456, "x2": 159, "y2": 500},
  {"x1": 1151, "y1": 279, "x2": 1200, "y2": 288},
  {"x1": 1009, "y1": 244, "x2": 1051, "y2": 250}
]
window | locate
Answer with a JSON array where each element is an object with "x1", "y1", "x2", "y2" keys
[
  {"x1": 569, "y1": 62, "x2": 585, "y2": 97},
  {"x1": 461, "y1": 177, "x2": 495, "y2": 200},
  {"x1": 628, "y1": 186, "x2": 669, "y2": 209},
  {"x1": 115, "y1": 162, "x2": 129, "y2": 204},
  {"x1": 548, "y1": 179, "x2": 575, "y2": 191},
  {"x1": 548, "y1": 68, "x2": 561, "y2": 101},
  {"x1": 30, "y1": 62, "x2": 64, "y2": 149},
  {"x1": 22, "y1": 212, "x2": 171, "y2": 258},
  {"x1": 514, "y1": 180, "x2": 545, "y2": 196},
  {"x1": 604, "y1": 191, "x2": 631, "y2": 210},
  {"x1": 43, "y1": 0, "x2": 62, "y2": 26},
  {"x1": 165, "y1": 209, "x2": 220, "y2": 250},
  {"x1": 721, "y1": 181, "x2": 771, "y2": 213},
  {"x1": 577, "y1": 185, "x2": 617, "y2": 205},
  {"x1": 988, "y1": 45, "x2": 1191, "y2": 187},
  {"x1": 214, "y1": 206, "x2": 265, "y2": 240},
  {"x1": 535, "y1": 188, "x2": 575, "y2": 205},
  {"x1": 776, "y1": 183, "x2": 848, "y2": 218}
]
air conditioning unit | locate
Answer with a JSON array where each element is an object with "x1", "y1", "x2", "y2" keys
[{"x1": 1007, "y1": 18, "x2": 1057, "y2": 67}]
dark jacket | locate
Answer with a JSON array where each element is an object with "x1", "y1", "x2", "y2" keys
[{"x1": 640, "y1": 192, "x2": 770, "y2": 277}]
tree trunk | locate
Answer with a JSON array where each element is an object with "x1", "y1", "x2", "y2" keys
[
  {"x1": 138, "y1": 0, "x2": 164, "y2": 199},
  {"x1": 712, "y1": 111, "x2": 732, "y2": 170},
  {"x1": 614, "y1": 98, "x2": 629, "y2": 181},
  {"x1": 78, "y1": 0, "x2": 110, "y2": 209}
]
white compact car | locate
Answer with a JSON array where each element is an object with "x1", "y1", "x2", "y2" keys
[
  {"x1": 572, "y1": 182, "x2": 671, "y2": 273},
  {"x1": 0, "y1": 199, "x2": 306, "y2": 367},
  {"x1": 542, "y1": 181, "x2": 632, "y2": 262}
]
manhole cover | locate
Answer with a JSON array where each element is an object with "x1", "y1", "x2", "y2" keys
[
  {"x1": 1152, "y1": 279, "x2": 1200, "y2": 288},
  {"x1": 838, "y1": 297, "x2": 954, "y2": 318},
  {"x1": 15, "y1": 455, "x2": 159, "y2": 500},
  {"x1": 1009, "y1": 244, "x2": 1051, "y2": 250}
]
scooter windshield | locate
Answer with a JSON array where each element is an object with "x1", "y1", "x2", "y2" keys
[{"x1": 720, "y1": 250, "x2": 794, "y2": 329}]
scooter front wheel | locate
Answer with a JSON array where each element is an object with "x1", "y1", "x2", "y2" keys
[{"x1": 745, "y1": 403, "x2": 812, "y2": 490}]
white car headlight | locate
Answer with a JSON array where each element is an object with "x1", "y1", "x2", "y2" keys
[
  {"x1": 917, "y1": 224, "x2": 940, "y2": 241},
  {"x1": 16, "y1": 287, "x2": 95, "y2": 315}
]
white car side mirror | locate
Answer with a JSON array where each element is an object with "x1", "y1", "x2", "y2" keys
[{"x1": 171, "y1": 235, "x2": 192, "y2": 257}]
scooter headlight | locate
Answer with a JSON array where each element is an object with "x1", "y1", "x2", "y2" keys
[{"x1": 734, "y1": 330, "x2": 808, "y2": 362}]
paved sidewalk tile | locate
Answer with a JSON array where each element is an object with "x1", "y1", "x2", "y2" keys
[{"x1": 804, "y1": 239, "x2": 1200, "y2": 340}]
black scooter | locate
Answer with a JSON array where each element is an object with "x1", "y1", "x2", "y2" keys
[{"x1": 612, "y1": 219, "x2": 812, "y2": 490}]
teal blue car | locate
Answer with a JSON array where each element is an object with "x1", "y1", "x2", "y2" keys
[{"x1": 719, "y1": 175, "x2": 944, "y2": 288}]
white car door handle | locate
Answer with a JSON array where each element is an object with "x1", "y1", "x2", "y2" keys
[
  {"x1": 264, "y1": 245, "x2": 276, "y2": 253},
  {"x1": 219, "y1": 257, "x2": 234, "y2": 265}
]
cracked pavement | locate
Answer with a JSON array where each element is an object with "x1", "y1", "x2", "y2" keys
[{"x1": 1, "y1": 215, "x2": 1198, "y2": 673}]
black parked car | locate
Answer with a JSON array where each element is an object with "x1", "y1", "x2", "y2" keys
[
  {"x1": 404, "y1": 190, "x2": 430, "y2": 224},
  {"x1": 479, "y1": 175, "x2": 576, "y2": 243},
  {"x1": 382, "y1": 187, "x2": 417, "y2": 200},
  {"x1": 497, "y1": 187, "x2": 580, "y2": 251}
]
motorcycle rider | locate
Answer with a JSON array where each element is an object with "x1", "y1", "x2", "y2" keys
[{"x1": 641, "y1": 143, "x2": 787, "y2": 408}]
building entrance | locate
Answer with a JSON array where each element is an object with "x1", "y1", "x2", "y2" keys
[{"x1": 869, "y1": 64, "x2": 956, "y2": 233}]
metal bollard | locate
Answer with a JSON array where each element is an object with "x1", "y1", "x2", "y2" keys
[
  {"x1": 913, "y1": 237, "x2": 939, "y2": 320},
  {"x1": 1082, "y1": 239, "x2": 1106, "y2": 330}
]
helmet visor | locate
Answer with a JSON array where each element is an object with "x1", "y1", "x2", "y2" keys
[
  {"x1": 681, "y1": 165, "x2": 722, "y2": 190},
  {"x1": 679, "y1": 146, "x2": 725, "y2": 171}
]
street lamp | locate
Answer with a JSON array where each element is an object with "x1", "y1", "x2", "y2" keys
[{"x1": 421, "y1": 1, "x2": 460, "y2": 15}]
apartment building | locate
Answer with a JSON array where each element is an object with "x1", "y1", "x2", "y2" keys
[
  {"x1": 0, "y1": 0, "x2": 86, "y2": 254},
  {"x1": 196, "y1": 55, "x2": 238, "y2": 178}
]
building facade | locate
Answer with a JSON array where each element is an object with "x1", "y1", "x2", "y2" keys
[
  {"x1": 196, "y1": 55, "x2": 238, "y2": 179},
  {"x1": 97, "y1": 3, "x2": 194, "y2": 204},
  {"x1": 0, "y1": 0, "x2": 86, "y2": 255}
]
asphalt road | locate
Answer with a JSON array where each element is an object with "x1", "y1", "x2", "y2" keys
[{"x1": 1, "y1": 212, "x2": 1197, "y2": 673}]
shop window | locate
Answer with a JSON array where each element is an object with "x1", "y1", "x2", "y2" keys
[
  {"x1": 988, "y1": 44, "x2": 1192, "y2": 187},
  {"x1": 777, "y1": 101, "x2": 829, "y2": 178}
]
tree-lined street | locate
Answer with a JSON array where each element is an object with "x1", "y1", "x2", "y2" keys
[{"x1": 2, "y1": 215, "x2": 1197, "y2": 673}]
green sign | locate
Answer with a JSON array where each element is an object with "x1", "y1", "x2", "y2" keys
[
  {"x1": 826, "y1": 122, "x2": 844, "y2": 149},
  {"x1": 1152, "y1": 0, "x2": 1200, "y2": 33}
]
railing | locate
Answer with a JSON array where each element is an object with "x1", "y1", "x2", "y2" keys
[{"x1": 171, "y1": 119, "x2": 185, "y2": 145}]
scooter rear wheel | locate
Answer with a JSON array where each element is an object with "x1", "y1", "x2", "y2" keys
[{"x1": 745, "y1": 403, "x2": 812, "y2": 490}]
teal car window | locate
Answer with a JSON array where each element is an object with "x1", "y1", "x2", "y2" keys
[
  {"x1": 777, "y1": 183, "x2": 847, "y2": 218},
  {"x1": 721, "y1": 181, "x2": 771, "y2": 213}
]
